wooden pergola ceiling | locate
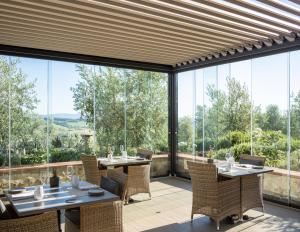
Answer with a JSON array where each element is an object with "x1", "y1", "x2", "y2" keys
[{"x1": 0, "y1": 0, "x2": 299, "y2": 67}]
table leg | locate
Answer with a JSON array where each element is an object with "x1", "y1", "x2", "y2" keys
[
  {"x1": 240, "y1": 177, "x2": 243, "y2": 221},
  {"x1": 57, "y1": 210, "x2": 62, "y2": 232}
]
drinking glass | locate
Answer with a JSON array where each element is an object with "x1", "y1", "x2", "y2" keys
[
  {"x1": 111, "y1": 146, "x2": 115, "y2": 156},
  {"x1": 67, "y1": 166, "x2": 74, "y2": 181},
  {"x1": 40, "y1": 171, "x2": 49, "y2": 186}
]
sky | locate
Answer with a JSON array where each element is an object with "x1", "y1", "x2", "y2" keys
[{"x1": 9, "y1": 50, "x2": 300, "y2": 117}]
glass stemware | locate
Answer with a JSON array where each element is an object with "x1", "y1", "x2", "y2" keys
[
  {"x1": 40, "y1": 170, "x2": 49, "y2": 186},
  {"x1": 67, "y1": 166, "x2": 74, "y2": 181}
]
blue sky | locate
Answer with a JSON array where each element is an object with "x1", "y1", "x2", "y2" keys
[{"x1": 11, "y1": 50, "x2": 300, "y2": 117}]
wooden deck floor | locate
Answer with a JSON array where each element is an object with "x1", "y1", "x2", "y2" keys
[
  {"x1": 123, "y1": 177, "x2": 300, "y2": 232},
  {"x1": 61, "y1": 177, "x2": 300, "y2": 231}
]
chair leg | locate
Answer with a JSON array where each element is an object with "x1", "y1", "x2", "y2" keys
[
  {"x1": 191, "y1": 212, "x2": 194, "y2": 221},
  {"x1": 149, "y1": 192, "x2": 152, "y2": 199}
]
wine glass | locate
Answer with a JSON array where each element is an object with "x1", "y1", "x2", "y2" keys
[
  {"x1": 111, "y1": 146, "x2": 115, "y2": 157},
  {"x1": 40, "y1": 170, "x2": 49, "y2": 186},
  {"x1": 120, "y1": 145, "x2": 124, "y2": 157},
  {"x1": 67, "y1": 166, "x2": 74, "y2": 181},
  {"x1": 225, "y1": 153, "x2": 231, "y2": 162}
]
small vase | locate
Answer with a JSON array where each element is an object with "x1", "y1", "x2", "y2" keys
[{"x1": 207, "y1": 158, "x2": 214, "y2": 164}]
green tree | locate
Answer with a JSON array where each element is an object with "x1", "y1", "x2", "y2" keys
[
  {"x1": 0, "y1": 56, "x2": 41, "y2": 165},
  {"x1": 291, "y1": 91, "x2": 300, "y2": 139},
  {"x1": 71, "y1": 65, "x2": 168, "y2": 155},
  {"x1": 178, "y1": 116, "x2": 193, "y2": 152},
  {"x1": 262, "y1": 104, "x2": 286, "y2": 132}
]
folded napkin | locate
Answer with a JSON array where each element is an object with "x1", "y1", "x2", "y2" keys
[
  {"x1": 10, "y1": 191, "x2": 34, "y2": 200},
  {"x1": 77, "y1": 181, "x2": 98, "y2": 191}
]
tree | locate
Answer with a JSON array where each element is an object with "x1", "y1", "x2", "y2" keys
[
  {"x1": 263, "y1": 104, "x2": 286, "y2": 132},
  {"x1": 204, "y1": 77, "x2": 251, "y2": 141},
  {"x1": 71, "y1": 65, "x2": 168, "y2": 155},
  {"x1": 291, "y1": 91, "x2": 300, "y2": 139},
  {"x1": 0, "y1": 56, "x2": 41, "y2": 165},
  {"x1": 178, "y1": 116, "x2": 193, "y2": 151}
]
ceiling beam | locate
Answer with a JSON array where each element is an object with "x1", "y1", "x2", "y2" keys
[{"x1": 0, "y1": 44, "x2": 173, "y2": 73}]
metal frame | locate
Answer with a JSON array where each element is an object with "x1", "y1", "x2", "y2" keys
[
  {"x1": 168, "y1": 72, "x2": 178, "y2": 176},
  {"x1": 1, "y1": 40, "x2": 300, "y2": 179},
  {"x1": 174, "y1": 37, "x2": 300, "y2": 73},
  {"x1": 0, "y1": 44, "x2": 172, "y2": 73}
]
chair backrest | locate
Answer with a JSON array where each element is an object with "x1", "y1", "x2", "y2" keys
[
  {"x1": 0, "y1": 211, "x2": 58, "y2": 232},
  {"x1": 80, "y1": 201, "x2": 123, "y2": 232},
  {"x1": 80, "y1": 155, "x2": 100, "y2": 185},
  {"x1": 137, "y1": 148, "x2": 153, "y2": 160},
  {"x1": 239, "y1": 155, "x2": 265, "y2": 166},
  {"x1": 0, "y1": 199, "x2": 10, "y2": 219},
  {"x1": 187, "y1": 161, "x2": 218, "y2": 208},
  {"x1": 128, "y1": 164, "x2": 150, "y2": 178},
  {"x1": 100, "y1": 176, "x2": 120, "y2": 196}
]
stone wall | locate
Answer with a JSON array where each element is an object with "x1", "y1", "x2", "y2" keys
[{"x1": 0, "y1": 155, "x2": 170, "y2": 193}]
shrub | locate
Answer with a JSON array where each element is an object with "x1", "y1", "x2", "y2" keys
[
  {"x1": 49, "y1": 148, "x2": 81, "y2": 163},
  {"x1": 21, "y1": 151, "x2": 47, "y2": 165}
]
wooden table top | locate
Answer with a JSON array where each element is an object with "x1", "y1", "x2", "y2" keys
[
  {"x1": 6, "y1": 182, "x2": 119, "y2": 217},
  {"x1": 98, "y1": 156, "x2": 151, "y2": 167},
  {"x1": 218, "y1": 164, "x2": 273, "y2": 178}
]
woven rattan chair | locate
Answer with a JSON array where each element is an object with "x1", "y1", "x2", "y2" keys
[
  {"x1": 65, "y1": 201, "x2": 123, "y2": 232},
  {"x1": 107, "y1": 167, "x2": 127, "y2": 200},
  {"x1": 239, "y1": 155, "x2": 266, "y2": 215},
  {"x1": 137, "y1": 148, "x2": 153, "y2": 160},
  {"x1": 123, "y1": 165, "x2": 151, "y2": 204},
  {"x1": 0, "y1": 211, "x2": 59, "y2": 232},
  {"x1": 81, "y1": 155, "x2": 107, "y2": 186},
  {"x1": 187, "y1": 161, "x2": 240, "y2": 230}
]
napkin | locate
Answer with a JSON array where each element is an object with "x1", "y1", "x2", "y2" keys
[
  {"x1": 77, "y1": 181, "x2": 98, "y2": 191},
  {"x1": 11, "y1": 191, "x2": 34, "y2": 200}
]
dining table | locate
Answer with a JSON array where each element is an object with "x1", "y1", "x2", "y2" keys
[
  {"x1": 218, "y1": 163, "x2": 273, "y2": 221},
  {"x1": 98, "y1": 156, "x2": 152, "y2": 172},
  {"x1": 5, "y1": 181, "x2": 119, "y2": 231}
]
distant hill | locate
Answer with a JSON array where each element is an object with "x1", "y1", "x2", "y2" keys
[{"x1": 40, "y1": 113, "x2": 81, "y2": 120}]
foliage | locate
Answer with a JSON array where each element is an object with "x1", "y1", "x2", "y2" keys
[
  {"x1": 71, "y1": 66, "x2": 168, "y2": 155},
  {"x1": 49, "y1": 148, "x2": 81, "y2": 163},
  {"x1": 20, "y1": 150, "x2": 47, "y2": 165}
]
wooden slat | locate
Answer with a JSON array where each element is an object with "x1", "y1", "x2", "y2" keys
[
  {"x1": 258, "y1": 0, "x2": 300, "y2": 17},
  {"x1": 227, "y1": 0, "x2": 300, "y2": 27},
  {"x1": 106, "y1": 0, "x2": 274, "y2": 38},
  {"x1": 0, "y1": 1, "x2": 242, "y2": 45},
  {"x1": 199, "y1": 0, "x2": 299, "y2": 31},
  {"x1": 137, "y1": 0, "x2": 284, "y2": 36},
  {"x1": 0, "y1": 0, "x2": 298, "y2": 66},
  {"x1": 0, "y1": 36, "x2": 183, "y2": 65},
  {"x1": 0, "y1": 21, "x2": 214, "y2": 55},
  {"x1": 47, "y1": 0, "x2": 261, "y2": 41}
]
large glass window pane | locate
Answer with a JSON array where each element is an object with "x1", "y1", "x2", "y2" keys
[
  {"x1": 203, "y1": 66, "x2": 218, "y2": 157},
  {"x1": 252, "y1": 54, "x2": 289, "y2": 204},
  {"x1": 177, "y1": 71, "x2": 194, "y2": 177},
  {"x1": 290, "y1": 50, "x2": 300, "y2": 206},
  {"x1": 10, "y1": 57, "x2": 48, "y2": 188}
]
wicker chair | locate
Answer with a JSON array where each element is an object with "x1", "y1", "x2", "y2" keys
[
  {"x1": 0, "y1": 211, "x2": 59, "y2": 232},
  {"x1": 81, "y1": 155, "x2": 107, "y2": 186},
  {"x1": 107, "y1": 167, "x2": 127, "y2": 200},
  {"x1": 187, "y1": 161, "x2": 241, "y2": 230},
  {"x1": 137, "y1": 148, "x2": 153, "y2": 160},
  {"x1": 65, "y1": 201, "x2": 123, "y2": 232},
  {"x1": 239, "y1": 155, "x2": 266, "y2": 215},
  {"x1": 123, "y1": 165, "x2": 151, "y2": 204}
]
